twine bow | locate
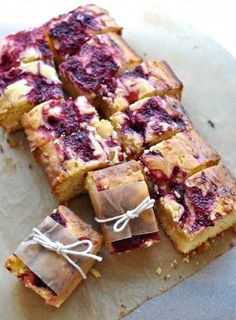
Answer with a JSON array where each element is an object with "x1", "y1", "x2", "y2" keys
[
  {"x1": 95, "y1": 197, "x2": 155, "y2": 233},
  {"x1": 32, "y1": 228, "x2": 102, "y2": 279}
]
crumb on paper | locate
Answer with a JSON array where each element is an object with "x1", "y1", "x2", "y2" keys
[
  {"x1": 207, "y1": 120, "x2": 215, "y2": 128},
  {"x1": 120, "y1": 304, "x2": 127, "y2": 309},
  {"x1": 164, "y1": 274, "x2": 171, "y2": 280},
  {"x1": 6, "y1": 138, "x2": 19, "y2": 148},
  {"x1": 183, "y1": 255, "x2": 190, "y2": 263},
  {"x1": 155, "y1": 267, "x2": 162, "y2": 276},
  {"x1": 28, "y1": 164, "x2": 33, "y2": 170},
  {"x1": 170, "y1": 259, "x2": 178, "y2": 268},
  {"x1": 159, "y1": 287, "x2": 165, "y2": 292},
  {"x1": 119, "y1": 310, "x2": 125, "y2": 317},
  {"x1": 179, "y1": 275, "x2": 182, "y2": 279},
  {"x1": 90, "y1": 268, "x2": 101, "y2": 279},
  {"x1": 196, "y1": 242, "x2": 210, "y2": 254}
]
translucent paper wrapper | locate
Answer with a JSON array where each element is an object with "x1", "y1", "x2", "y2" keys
[
  {"x1": 90, "y1": 181, "x2": 158, "y2": 242},
  {"x1": 15, "y1": 216, "x2": 86, "y2": 295}
]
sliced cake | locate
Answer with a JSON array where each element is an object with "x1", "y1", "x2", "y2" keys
[
  {"x1": 141, "y1": 129, "x2": 220, "y2": 197},
  {"x1": 157, "y1": 164, "x2": 236, "y2": 253},
  {"x1": 5, "y1": 206, "x2": 103, "y2": 307},
  {"x1": 111, "y1": 96, "x2": 192, "y2": 159},
  {"x1": 0, "y1": 61, "x2": 63, "y2": 132},
  {"x1": 98, "y1": 60, "x2": 183, "y2": 117},
  {"x1": 46, "y1": 4, "x2": 122, "y2": 64},
  {"x1": 86, "y1": 160, "x2": 159, "y2": 254},
  {"x1": 59, "y1": 33, "x2": 141, "y2": 101},
  {"x1": 39, "y1": 120, "x2": 123, "y2": 202}
]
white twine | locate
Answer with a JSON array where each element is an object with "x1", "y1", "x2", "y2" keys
[
  {"x1": 32, "y1": 228, "x2": 102, "y2": 279},
  {"x1": 95, "y1": 197, "x2": 155, "y2": 233}
]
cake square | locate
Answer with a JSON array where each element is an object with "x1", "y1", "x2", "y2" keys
[
  {"x1": 0, "y1": 61, "x2": 63, "y2": 132},
  {"x1": 141, "y1": 129, "x2": 220, "y2": 197},
  {"x1": 156, "y1": 164, "x2": 236, "y2": 254},
  {"x1": 21, "y1": 96, "x2": 99, "y2": 152},
  {"x1": 39, "y1": 120, "x2": 123, "y2": 202},
  {"x1": 0, "y1": 27, "x2": 53, "y2": 72},
  {"x1": 46, "y1": 4, "x2": 122, "y2": 64},
  {"x1": 5, "y1": 206, "x2": 103, "y2": 307},
  {"x1": 98, "y1": 60, "x2": 183, "y2": 117},
  {"x1": 59, "y1": 33, "x2": 141, "y2": 101},
  {"x1": 111, "y1": 96, "x2": 192, "y2": 159},
  {"x1": 86, "y1": 160, "x2": 159, "y2": 254}
]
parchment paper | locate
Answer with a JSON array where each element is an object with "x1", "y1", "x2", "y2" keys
[{"x1": 0, "y1": 1, "x2": 236, "y2": 320}]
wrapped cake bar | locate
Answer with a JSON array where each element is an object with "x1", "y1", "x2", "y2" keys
[
  {"x1": 0, "y1": 27, "x2": 53, "y2": 72},
  {"x1": 5, "y1": 206, "x2": 103, "y2": 307},
  {"x1": 98, "y1": 60, "x2": 183, "y2": 117},
  {"x1": 141, "y1": 129, "x2": 220, "y2": 197},
  {"x1": 111, "y1": 96, "x2": 192, "y2": 159},
  {"x1": 39, "y1": 119, "x2": 123, "y2": 202},
  {"x1": 86, "y1": 160, "x2": 160, "y2": 253},
  {"x1": 157, "y1": 164, "x2": 236, "y2": 253},
  {"x1": 46, "y1": 4, "x2": 122, "y2": 64},
  {"x1": 21, "y1": 96, "x2": 99, "y2": 152},
  {"x1": 0, "y1": 61, "x2": 63, "y2": 132},
  {"x1": 59, "y1": 33, "x2": 141, "y2": 101}
]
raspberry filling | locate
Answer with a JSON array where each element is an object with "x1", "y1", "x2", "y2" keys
[
  {"x1": 111, "y1": 232, "x2": 160, "y2": 253},
  {"x1": 0, "y1": 28, "x2": 52, "y2": 72},
  {"x1": 121, "y1": 97, "x2": 186, "y2": 141},
  {"x1": 60, "y1": 46, "x2": 119, "y2": 93},
  {"x1": 49, "y1": 22, "x2": 90, "y2": 57},
  {"x1": 50, "y1": 210, "x2": 67, "y2": 227},
  {"x1": 171, "y1": 172, "x2": 219, "y2": 233},
  {"x1": 60, "y1": 129, "x2": 101, "y2": 162},
  {"x1": 0, "y1": 67, "x2": 62, "y2": 104},
  {"x1": 41, "y1": 99, "x2": 96, "y2": 137}
]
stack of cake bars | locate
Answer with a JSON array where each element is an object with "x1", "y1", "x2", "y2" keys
[{"x1": 1, "y1": 5, "x2": 236, "y2": 260}]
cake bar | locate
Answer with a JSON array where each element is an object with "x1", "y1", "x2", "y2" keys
[
  {"x1": 46, "y1": 4, "x2": 122, "y2": 64},
  {"x1": 21, "y1": 96, "x2": 99, "y2": 152},
  {"x1": 0, "y1": 27, "x2": 53, "y2": 72},
  {"x1": 0, "y1": 61, "x2": 63, "y2": 132},
  {"x1": 59, "y1": 33, "x2": 141, "y2": 101},
  {"x1": 111, "y1": 96, "x2": 192, "y2": 159},
  {"x1": 5, "y1": 206, "x2": 103, "y2": 307},
  {"x1": 39, "y1": 120, "x2": 123, "y2": 202},
  {"x1": 98, "y1": 60, "x2": 183, "y2": 117},
  {"x1": 156, "y1": 164, "x2": 236, "y2": 253},
  {"x1": 86, "y1": 160, "x2": 159, "y2": 253},
  {"x1": 141, "y1": 129, "x2": 220, "y2": 197}
]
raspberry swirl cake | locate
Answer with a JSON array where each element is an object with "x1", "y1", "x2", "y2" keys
[
  {"x1": 46, "y1": 4, "x2": 122, "y2": 64},
  {"x1": 5, "y1": 206, "x2": 103, "y2": 307},
  {"x1": 87, "y1": 160, "x2": 160, "y2": 253},
  {"x1": 98, "y1": 60, "x2": 183, "y2": 117},
  {"x1": 39, "y1": 120, "x2": 123, "y2": 202},
  {"x1": 157, "y1": 164, "x2": 236, "y2": 253},
  {"x1": 111, "y1": 95, "x2": 192, "y2": 159},
  {"x1": 141, "y1": 129, "x2": 220, "y2": 198},
  {"x1": 0, "y1": 27, "x2": 53, "y2": 72},
  {"x1": 21, "y1": 96, "x2": 99, "y2": 152},
  {"x1": 0, "y1": 61, "x2": 63, "y2": 132},
  {"x1": 59, "y1": 33, "x2": 141, "y2": 101}
]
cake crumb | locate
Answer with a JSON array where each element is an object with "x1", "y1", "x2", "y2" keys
[
  {"x1": 28, "y1": 164, "x2": 33, "y2": 170},
  {"x1": 170, "y1": 259, "x2": 178, "y2": 268},
  {"x1": 196, "y1": 242, "x2": 210, "y2": 254},
  {"x1": 159, "y1": 287, "x2": 165, "y2": 292},
  {"x1": 183, "y1": 255, "x2": 190, "y2": 263},
  {"x1": 164, "y1": 274, "x2": 171, "y2": 280},
  {"x1": 155, "y1": 267, "x2": 162, "y2": 276},
  {"x1": 207, "y1": 120, "x2": 215, "y2": 128},
  {"x1": 7, "y1": 138, "x2": 18, "y2": 148},
  {"x1": 90, "y1": 268, "x2": 101, "y2": 279}
]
